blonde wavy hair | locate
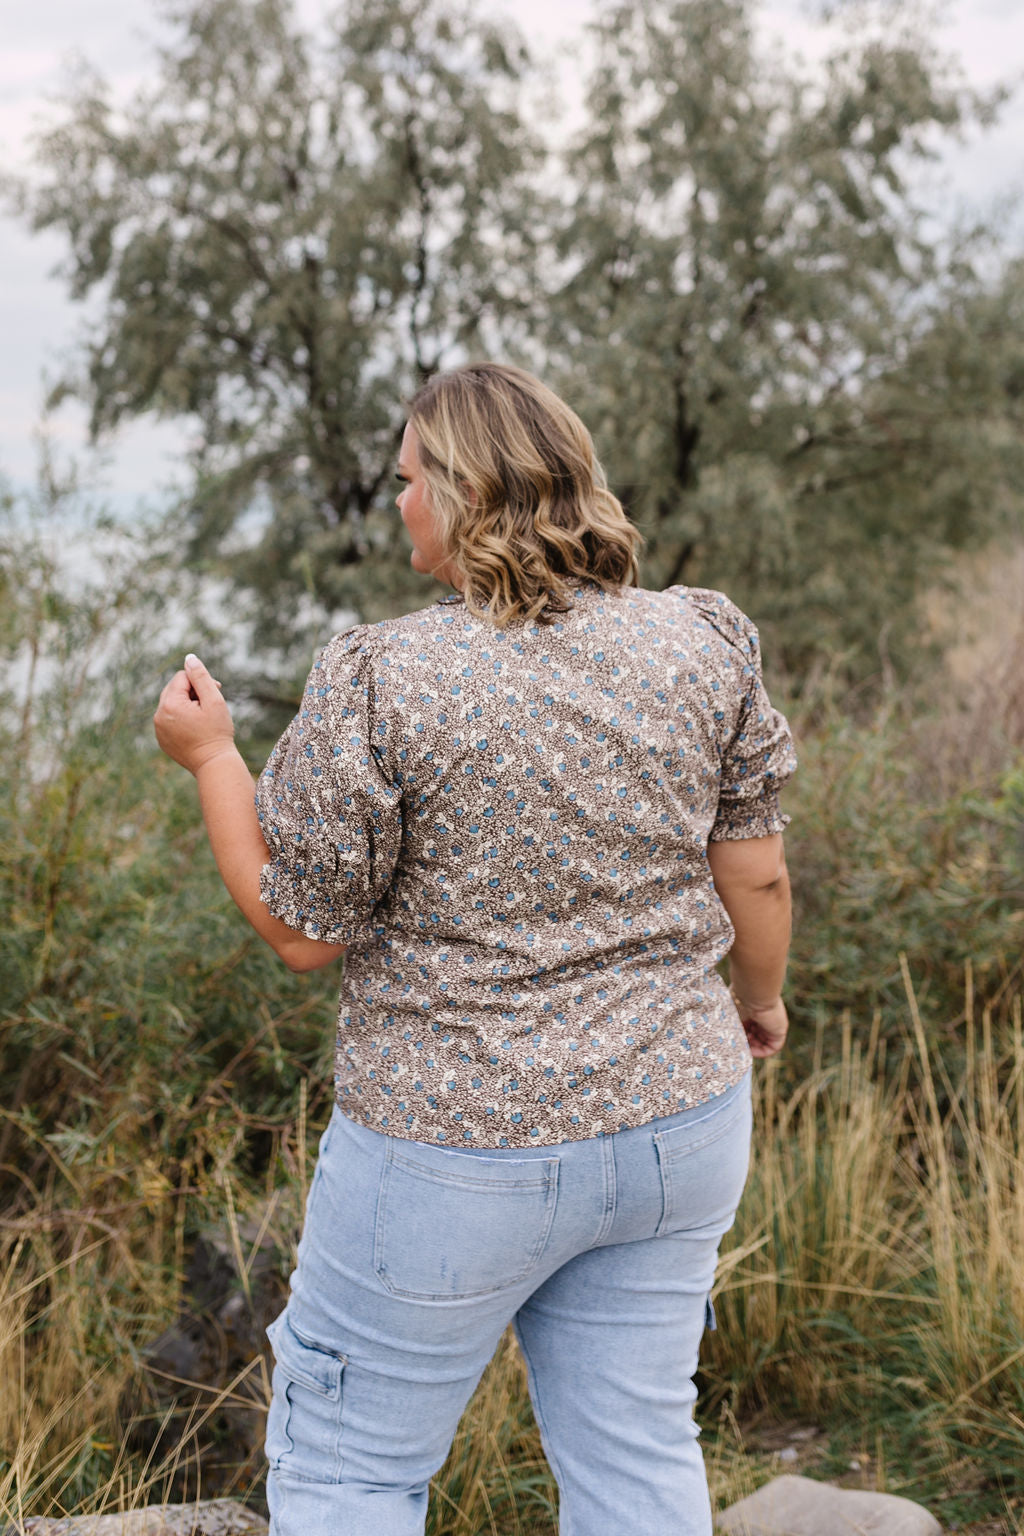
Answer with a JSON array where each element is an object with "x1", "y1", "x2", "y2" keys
[{"x1": 407, "y1": 363, "x2": 642, "y2": 626}]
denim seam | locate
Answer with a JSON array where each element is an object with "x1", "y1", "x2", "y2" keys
[
  {"x1": 512, "y1": 1317, "x2": 576, "y2": 1536},
  {"x1": 373, "y1": 1157, "x2": 560, "y2": 1301},
  {"x1": 652, "y1": 1086, "x2": 749, "y2": 1159},
  {"x1": 593, "y1": 1133, "x2": 617, "y2": 1247},
  {"x1": 653, "y1": 1082, "x2": 750, "y2": 1237},
  {"x1": 385, "y1": 1147, "x2": 557, "y2": 1192},
  {"x1": 267, "y1": 1318, "x2": 347, "y2": 1484}
]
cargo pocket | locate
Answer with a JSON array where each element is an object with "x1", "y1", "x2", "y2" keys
[
  {"x1": 265, "y1": 1313, "x2": 346, "y2": 1483},
  {"x1": 374, "y1": 1142, "x2": 559, "y2": 1301}
]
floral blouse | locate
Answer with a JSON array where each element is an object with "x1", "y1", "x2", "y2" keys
[{"x1": 256, "y1": 583, "x2": 795, "y2": 1147}]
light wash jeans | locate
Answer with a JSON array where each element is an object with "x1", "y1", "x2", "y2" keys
[{"x1": 265, "y1": 1071, "x2": 752, "y2": 1536}]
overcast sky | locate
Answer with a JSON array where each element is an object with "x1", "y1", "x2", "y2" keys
[{"x1": 2, "y1": 0, "x2": 1022, "y2": 508}]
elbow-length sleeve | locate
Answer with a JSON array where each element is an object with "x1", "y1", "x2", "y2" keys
[
  {"x1": 686, "y1": 589, "x2": 797, "y2": 842},
  {"x1": 254, "y1": 628, "x2": 402, "y2": 943}
]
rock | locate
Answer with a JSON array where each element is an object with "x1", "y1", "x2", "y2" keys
[
  {"x1": 13, "y1": 1500, "x2": 268, "y2": 1535},
  {"x1": 718, "y1": 1474, "x2": 942, "y2": 1536},
  {"x1": 118, "y1": 1216, "x2": 287, "y2": 1500}
]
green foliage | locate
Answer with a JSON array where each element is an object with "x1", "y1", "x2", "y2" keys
[
  {"x1": 0, "y1": 486, "x2": 338, "y2": 1221},
  {"x1": 14, "y1": 0, "x2": 1023, "y2": 679},
  {"x1": 546, "y1": 1, "x2": 1023, "y2": 674},
  {"x1": 784, "y1": 687, "x2": 1024, "y2": 1044},
  {"x1": 3, "y1": 0, "x2": 1024, "y2": 1521},
  {"x1": 703, "y1": 1001, "x2": 1024, "y2": 1526},
  {"x1": 3, "y1": 495, "x2": 1023, "y2": 1524},
  {"x1": 22, "y1": 0, "x2": 542, "y2": 637}
]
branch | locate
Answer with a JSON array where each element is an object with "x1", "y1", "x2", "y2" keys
[{"x1": 662, "y1": 538, "x2": 696, "y2": 588}]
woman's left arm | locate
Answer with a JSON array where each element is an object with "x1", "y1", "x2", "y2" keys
[{"x1": 154, "y1": 654, "x2": 346, "y2": 973}]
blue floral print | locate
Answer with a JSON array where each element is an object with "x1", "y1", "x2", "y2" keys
[{"x1": 256, "y1": 585, "x2": 795, "y2": 1147}]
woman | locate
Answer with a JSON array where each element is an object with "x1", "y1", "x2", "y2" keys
[{"x1": 154, "y1": 363, "x2": 795, "y2": 1536}]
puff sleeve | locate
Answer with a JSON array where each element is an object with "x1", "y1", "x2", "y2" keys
[
  {"x1": 684, "y1": 589, "x2": 797, "y2": 842},
  {"x1": 254, "y1": 627, "x2": 402, "y2": 943}
]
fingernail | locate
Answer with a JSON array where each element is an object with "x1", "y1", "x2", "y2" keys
[{"x1": 185, "y1": 653, "x2": 200, "y2": 668}]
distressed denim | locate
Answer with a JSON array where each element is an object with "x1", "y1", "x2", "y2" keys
[{"x1": 266, "y1": 1070, "x2": 752, "y2": 1536}]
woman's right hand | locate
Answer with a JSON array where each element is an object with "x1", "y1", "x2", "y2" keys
[
  {"x1": 733, "y1": 996, "x2": 789, "y2": 1058},
  {"x1": 154, "y1": 654, "x2": 235, "y2": 776}
]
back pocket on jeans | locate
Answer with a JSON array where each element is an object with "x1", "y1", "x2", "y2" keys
[
  {"x1": 653, "y1": 1079, "x2": 752, "y2": 1237},
  {"x1": 374, "y1": 1143, "x2": 559, "y2": 1300}
]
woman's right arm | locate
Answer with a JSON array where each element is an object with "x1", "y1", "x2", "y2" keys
[
  {"x1": 707, "y1": 833, "x2": 791, "y2": 1058},
  {"x1": 154, "y1": 654, "x2": 346, "y2": 974}
]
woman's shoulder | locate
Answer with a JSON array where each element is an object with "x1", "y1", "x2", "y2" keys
[
  {"x1": 317, "y1": 595, "x2": 468, "y2": 669},
  {"x1": 659, "y1": 584, "x2": 762, "y2": 658}
]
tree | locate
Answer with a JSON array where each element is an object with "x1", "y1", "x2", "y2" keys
[
  {"x1": 18, "y1": 0, "x2": 1022, "y2": 681},
  {"x1": 545, "y1": 0, "x2": 1020, "y2": 675},
  {"x1": 23, "y1": 0, "x2": 542, "y2": 635}
]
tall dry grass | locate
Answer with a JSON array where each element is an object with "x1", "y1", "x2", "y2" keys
[
  {"x1": 2, "y1": 974, "x2": 1022, "y2": 1530},
  {"x1": 706, "y1": 967, "x2": 1024, "y2": 1522},
  {"x1": 3, "y1": 509, "x2": 1022, "y2": 1528}
]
